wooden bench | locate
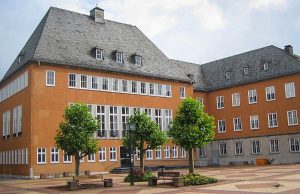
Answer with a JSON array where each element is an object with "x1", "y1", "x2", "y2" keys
[
  {"x1": 67, "y1": 174, "x2": 112, "y2": 190},
  {"x1": 157, "y1": 172, "x2": 183, "y2": 187}
]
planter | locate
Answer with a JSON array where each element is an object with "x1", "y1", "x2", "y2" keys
[
  {"x1": 40, "y1": 174, "x2": 49, "y2": 179},
  {"x1": 148, "y1": 177, "x2": 158, "y2": 186},
  {"x1": 63, "y1": 172, "x2": 70, "y2": 177},
  {"x1": 104, "y1": 179, "x2": 113, "y2": 187},
  {"x1": 173, "y1": 177, "x2": 184, "y2": 187},
  {"x1": 67, "y1": 180, "x2": 79, "y2": 191},
  {"x1": 256, "y1": 158, "x2": 268, "y2": 166}
]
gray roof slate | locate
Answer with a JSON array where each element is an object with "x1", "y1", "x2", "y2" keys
[{"x1": 2, "y1": 7, "x2": 189, "y2": 83}]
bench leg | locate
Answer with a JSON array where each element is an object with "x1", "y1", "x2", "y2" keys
[{"x1": 104, "y1": 179, "x2": 113, "y2": 187}]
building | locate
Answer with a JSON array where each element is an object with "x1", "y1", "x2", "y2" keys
[{"x1": 0, "y1": 6, "x2": 299, "y2": 178}]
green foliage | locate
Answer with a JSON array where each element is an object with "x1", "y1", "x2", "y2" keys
[
  {"x1": 55, "y1": 103, "x2": 99, "y2": 159},
  {"x1": 168, "y1": 97, "x2": 215, "y2": 150},
  {"x1": 182, "y1": 173, "x2": 217, "y2": 185},
  {"x1": 124, "y1": 169, "x2": 155, "y2": 182}
]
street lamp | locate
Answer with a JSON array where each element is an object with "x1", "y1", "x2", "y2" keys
[{"x1": 125, "y1": 123, "x2": 136, "y2": 186}]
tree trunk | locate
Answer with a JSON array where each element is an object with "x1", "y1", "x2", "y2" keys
[
  {"x1": 75, "y1": 153, "x2": 80, "y2": 176},
  {"x1": 188, "y1": 148, "x2": 194, "y2": 174},
  {"x1": 139, "y1": 141, "x2": 145, "y2": 173}
]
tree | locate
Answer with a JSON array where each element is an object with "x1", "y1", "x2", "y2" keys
[
  {"x1": 123, "y1": 111, "x2": 167, "y2": 173},
  {"x1": 168, "y1": 97, "x2": 215, "y2": 173},
  {"x1": 55, "y1": 103, "x2": 99, "y2": 176}
]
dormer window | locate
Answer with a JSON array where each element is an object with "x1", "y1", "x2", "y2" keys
[
  {"x1": 225, "y1": 71, "x2": 232, "y2": 79},
  {"x1": 263, "y1": 63, "x2": 269, "y2": 70},
  {"x1": 134, "y1": 55, "x2": 142, "y2": 66},
  {"x1": 243, "y1": 67, "x2": 249, "y2": 75},
  {"x1": 116, "y1": 52, "x2": 123, "y2": 63},
  {"x1": 95, "y1": 48, "x2": 103, "y2": 60}
]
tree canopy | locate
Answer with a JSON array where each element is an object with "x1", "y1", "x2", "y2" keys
[
  {"x1": 168, "y1": 97, "x2": 215, "y2": 173},
  {"x1": 55, "y1": 103, "x2": 99, "y2": 175}
]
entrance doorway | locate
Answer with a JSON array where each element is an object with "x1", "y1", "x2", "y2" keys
[{"x1": 120, "y1": 146, "x2": 131, "y2": 167}]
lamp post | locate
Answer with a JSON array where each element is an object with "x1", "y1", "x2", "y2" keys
[{"x1": 125, "y1": 123, "x2": 136, "y2": 186}]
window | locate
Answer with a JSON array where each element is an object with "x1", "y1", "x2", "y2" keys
[
  {"x1": 225, "y1": 71, "x2": 232, "y2": 79},
  {"x1": 287, "y1": 110, "x2": 298, "y2": 126},
  {"x1": 219, "y1": 142, "x2": 227, "y2": 156},
  {"x1": 91, "y1": 76, "x2": 99, "y2": 90},
  {"x1": 164, "y1": 110, "x2": 172, "y2": 130},
  {"x1": 243, "y1": 67, "x2": 249, "y2": 75},
  {"x1": 63, "y1": 151, "x2": 72, "y2": 163},
  {"x1": 179, "y1": 87, "x2": 185, "y2": 98},
  {"x1": 131, "y1": 81, "x2": 137, "y2": 93},
  {"x1": 140, "y1": 82, "x2": 146, "y2": 94},
  {"x1": 289, "y1": 138, "x2": 300, "y2": 152},
  {"x1": 111, "y1": 78, "x2": 119, "y2": 92},
  {"x1": 99, "y1": 147, "x2": 106, "y2": 162},
  {"x1": 149, "y1": 83, "x2": 155, "y2": 95},
  {"x1": 285, "y1": 82, "x2": 296, "y2": 98},
  {"x1": 122, "y1": 80, "x2": 128, "y2": 93},
  {"x1": 196, "y1": 97, "x2": 204, "y2": 105},
  {"x1": 263, "y1": 63, "x2": 269, "y2": 70},
  {"x1": 165, "y1": 85, "x2": 171, "y2": 97},
  {"x1": 233, "y1": 117, "x2": 242, "y2": 131},
  {"x1": 109, "y1": 147, "x2": 117, "y2": 161},
  {"x1": 155, "y1": 147, "x2": 162, "y2": 159},
  {"x1": 248, "y1": 89, "x2": 257, "y2": 104},
  {"x1": 69, "y1": 74, "x2": 76, "y2": 88},
  {"x1": 218, "y1": 120, "x2": 226, "y2": 133},
  {"x1": 2, "y1": 111, "x2": 10, "y2": 137},
  {"x1": 95, "y1": 48, "x2": 103, "y2": 60},
  {"x1": 88, "y1": 153, "x2": 95, "y2": 162},
  {"x1": 136, "y1": 149, "x2": 140, "y2": 160},
  {"x1": 252, "y1": 140, "x2": 261, "y2": 154},
  {"x1": 50, "y1": 147, "x2": 59, "y2": 164},
  {"x1": 216, "y1": 96, "x2": 224, "y2": 109},
  {"x1": 146, "y1": 150, "x2": 153, "y2": 160},
  {"x1": 232, "y1": 93, "x2": 240, "y2": 107},
  {"x1": 164, "y1": 146, "x2": 170, "y2": 158},
  {"x1": 265, "y1": 86, "x2": 275, "y2": 101},
  {"x1": 122, "y1": 107, "x2": 130, "y2": 131},
  {"x1": 250, "y1": 115, "x2": 259, "y2": 130},
  {"x1": 155, "y1": 109, "x2": 162, "y2": 130},
  {"x1": 80, "y1": 75, "x2": 88, "y2": 89},
  {"x1": 270, "y1": 139, "x2": 279, "y2": 153},
  {"x1": 180, "y1": 148, "x2": 186, "y2": 158},
  {"x1": 268, "y1": 113, "x2": 278, "y2": 128},
  {"x1": 199, "y1": 146, "x2": 206, "y2": 157},
  {"x1": 37, "y1": 148, "x2": 46, "y2": 164},
  {"x1": 157, "y1": 84, "x2": 163, "y2": 96},
  {"x1": 235, "y1": 142, "x2": 243, "y2": 155},
  {"x1": 116, "y1": 52, "x2": 123, "y2": 63},
  {"x1": 102, "y1": 77, "x2": 109, "y2": 91},
  {"x1": 172, "y1": 146, "x2": 178, "y2": 158},
  {"x1": 109, "y1": 106, "x2": 118, "y2": 133},
  {"x1": 46, "y1": 70, "x2": 55, "y2": 86},
  {"x1": 135, "y1": 55, "x2": 142, "y2": 66},
  {"x1": 145, "y1": 108, "x2": 152, "y2": 119},
  {"x1": 96, "y1": 106, "x2": 106, "y2": 138}
]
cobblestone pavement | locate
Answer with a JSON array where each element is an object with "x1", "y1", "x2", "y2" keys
[{"x1": 1, "y1": 164, "x2": 300, "y2": 194}]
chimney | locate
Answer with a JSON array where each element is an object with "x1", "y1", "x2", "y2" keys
[
  {"x1": 284, "y1": 45, "x2": 293, "y2": 55},
  {"x1": 90, "y1": 6, "x2": 105, "y2": 23}
]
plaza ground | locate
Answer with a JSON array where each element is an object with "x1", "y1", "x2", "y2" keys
[{"x1": 1, "y1": 164, "x2": 300, "y2": 194}]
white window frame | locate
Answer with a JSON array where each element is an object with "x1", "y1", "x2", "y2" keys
[
  {"x1": 95, "y1": 48, "x2": 103, "y2": 60},
  {"x1": 111, "y1": 78, "x2": 119, "y2": 92},
  {"x1": 164, "y1": 146, "x2": 170, "y2": 159},
  {"x1": 102, "y1": 77, "x2": 109, "y2": 91},
  {"x1": 250, "y1": 115, "x2": 259, "y2": 130},
  {"x1": 252, "y1": 140, "x2": 261, "y2": 154},
  {"x1": 248, "y1": 89, "x2": 257, "y2": 104},
  {"x1": 172, "y1": 146, "x2": 178, "y2": 159},
  {"x1": 134, "y1": 55, "x2": 142, "y2": 66},
  {"x1": 164, "y1": 110, "x2": 172, "y2": 131},
  {"x1": 131, "y1": 81, "x2": 138, "y2": 94},
  {"x1": 88, "y1": 153, "x2": 96, "y2": 162},
  {"x1": 149, "y1": 83, "x2": 155, "y2": 95},
  {"x1": 216, "y1": 96, "x2": 224, "y2": 109},
  {"x1": 218, "y1": 120, "x2": 226, "y2": 133},
  {"x1": 219, "y1": 142, "x2": 227, "y2": 156},
  {"x1": 68, "y1": 73, "x2": 76, "y2": 88},
  {"x1": 268, "y1": 113, "x2": 278, "y2": 128},
  {"x1": 140, "y1": 82, "x2": 146, "y2": 95},
  {"x1": 91, "y1": 76, "x2": 99, "y2": 90},
  {"x1": 289, "y1": 137, "x2": 300, "y2": 152},
  {"x1": 109, "y1": 106, "x2": 118, "y2": 131},
  {"x1": 180, "y1": 148, "x2": 186, "y2": 158},
  {"x1": 116, "y1": 52, "x2": 123, "y2": 63},
  {"x1": 122, "y1": 80, "x2": 128, "y2": 93},
  {"x1": 3, "y1": 111, "x2": 10, "y2": 137},
  {"x1": 46, "y1": 70, "x2": 55, "y2": 86},
  {"x1": 265, "y1": 86, "x2": 276, "y2": 101},
  {"x1": 80, "y1": 75, "x2": 88, "y2": 89},
  {"x1": 155, "y1": 148, "x2": 162, "y2": 159},
  {"x1": 232, "y1": 93, "x2": 240, "y2": 107},
  {"x1": 287, "y1": 110, "x2": 298, "y2": 126},
  {"x1": 99, "y1": 147, "x2": 106, "y2": 162},
  {"x1": 233, "y1": 117, "x2": 242, "y2": 131},
  {"x1": 196, "y1": 97, "x2": 204, "y2": 105},
  {"x1": 155, "y1": 109, "x2": 162, "y2": 130},
  {"x1": 165, "y1": 85, "x2": 172, "y2": 97},
  {"x1": 179, "y1": 87, "x2": 186, "y2": 99},
  {"x1": 37, "y1": 148, "x2": 46, "y2": 164},
  {"x1": 50, "y1": 147, "x2": 59, "y2": 164},
  {"x1": 235, "y1": 141, "x2": 243, "y2": 155},
  {"x1": 63, "y1": 151, "x2": 72, "y2": 163},
  {"x1": 270, "y1": 139, "x2": 280, "y2": 153},
  {"x1": 146, "y1": 150, "x2": 153, "y2": 160},
  {"x1": 109, "y1": 147, "x2": 117, "y2": 161},
  {"x1": 285, "y1": 82, "x2": 296, "y2": 98}
]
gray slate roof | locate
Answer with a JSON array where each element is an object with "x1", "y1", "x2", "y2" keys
[
  {"x1": 2, "y1": 7, "x2": 189, "y2": 83},
  {"x1": 174, "y1": 46, "x2": 300, "y2": 91}
]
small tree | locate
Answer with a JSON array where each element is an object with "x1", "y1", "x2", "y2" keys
[
  {"x1": 123, "y1": 111, "x2": 167, "y2": 173},
  {"x1": 55, "y1": 103, "x2": 99, "y2": 175},
  {"x1": 168, "y1": 97, "x2": 215, "y2": 173}
]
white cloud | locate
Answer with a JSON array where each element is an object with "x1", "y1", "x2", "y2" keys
[{"x1": 249, "y1": 0, "x2": 287, "y2": 10}]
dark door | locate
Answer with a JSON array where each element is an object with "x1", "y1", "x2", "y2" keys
[{"x1": 120, "y1": 146, "x2": 131, "y2": 167}]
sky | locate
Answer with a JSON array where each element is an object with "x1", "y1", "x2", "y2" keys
[{"x1": 0, "y1": 0, "x2": 300, "y2": 80}]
